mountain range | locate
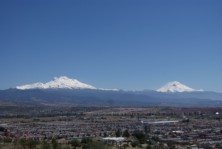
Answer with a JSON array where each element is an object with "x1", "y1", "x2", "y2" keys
[{"x1": 0, "y1": 76, "x2": 221, "y2": 107}]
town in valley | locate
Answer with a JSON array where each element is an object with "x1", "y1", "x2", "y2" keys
[{"x1": 0, "y1": 106, "x2": 222, "y2": 149}]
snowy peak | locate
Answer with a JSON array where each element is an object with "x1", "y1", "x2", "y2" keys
[
  {"x1": 157, "y1": 81, "x2": 198, "y2": 93},
  {"x1": 16, "y1": 76, "x2": 97, "y2": 90}
]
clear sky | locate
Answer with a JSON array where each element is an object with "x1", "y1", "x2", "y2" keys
[{"x1": 0, "y1": 0, "x2": 222, "y2": 92}]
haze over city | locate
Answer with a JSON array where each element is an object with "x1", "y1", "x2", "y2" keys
[{"x1": 1, "y1": 0, "x2": 222, "y2": 92}]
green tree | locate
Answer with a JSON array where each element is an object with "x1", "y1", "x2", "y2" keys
[
  {"x1": 103, "y1": 132, "x2": 108, "y2": 137},
  {"x1": 122, "y1": 130, "x2": 130, "y2": 138},
  {"x1": 3, "y1": 138, "x2": 12, "y2": 143},
  {"x1": 69, "y1": 139, "x2": 81, "y2": 149},
  {"x1": 132, "y1": 131, "x2": 146, "y2": 144},
  {"x1": 88, "y1": 141, "x2": 109, "y2": 149},
  {"x1": 41, "y1": 140, "x2": 50, "y2": 149},
  {"x1": 82, "y1": 144, "x2": 89, "y2": 149},
  {"x1": 115, "y1": 129, "x2": 122, "y2": 137},
  {"x1": 81, "y1": 138, "x2": 92, "y2": 144},
  {"x1": 167, "y1": 142, "x2": 176, "y2": 149},
  {"x1": 27, "y1": 138, "x2": 37, "y2": 149},
  {"x1": 52, "y1": 138, "x2": 58, "y2": 149},
  {"x1": 131, "y1": 140, "x2": 140, "y2": 147},
  {"x1": 20, "y1": 138, "x2": 27, "y2": 149}
]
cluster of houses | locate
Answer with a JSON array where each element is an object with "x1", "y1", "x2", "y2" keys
[{"x1": 1, "y1": 107, "x2": 222, "y2": 148}]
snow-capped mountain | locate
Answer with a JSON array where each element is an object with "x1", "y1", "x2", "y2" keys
[
  {"x1": 16, "y1": 76, "x2": 97, "y2": 90},
  {"x1": 157, "y1": 81, "x2": 200, "y2": 93},
  {"x1": 1, "y1": 79, "x2": 221, "y2": 106}
]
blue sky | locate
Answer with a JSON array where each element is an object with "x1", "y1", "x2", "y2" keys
[{"x1": 0, "y1": 0, "x2": 222, "y2": 92}]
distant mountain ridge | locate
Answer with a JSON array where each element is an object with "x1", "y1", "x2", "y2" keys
[
  {"x1": 0, "y1": 76, "x2": 221, "y2": 107},
  {"x1": 16, "y1": 76, "x2": 203, "y2": 93},
  {"x1": 0, "y1": 88, "x2": 221, "y2": 107}
]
